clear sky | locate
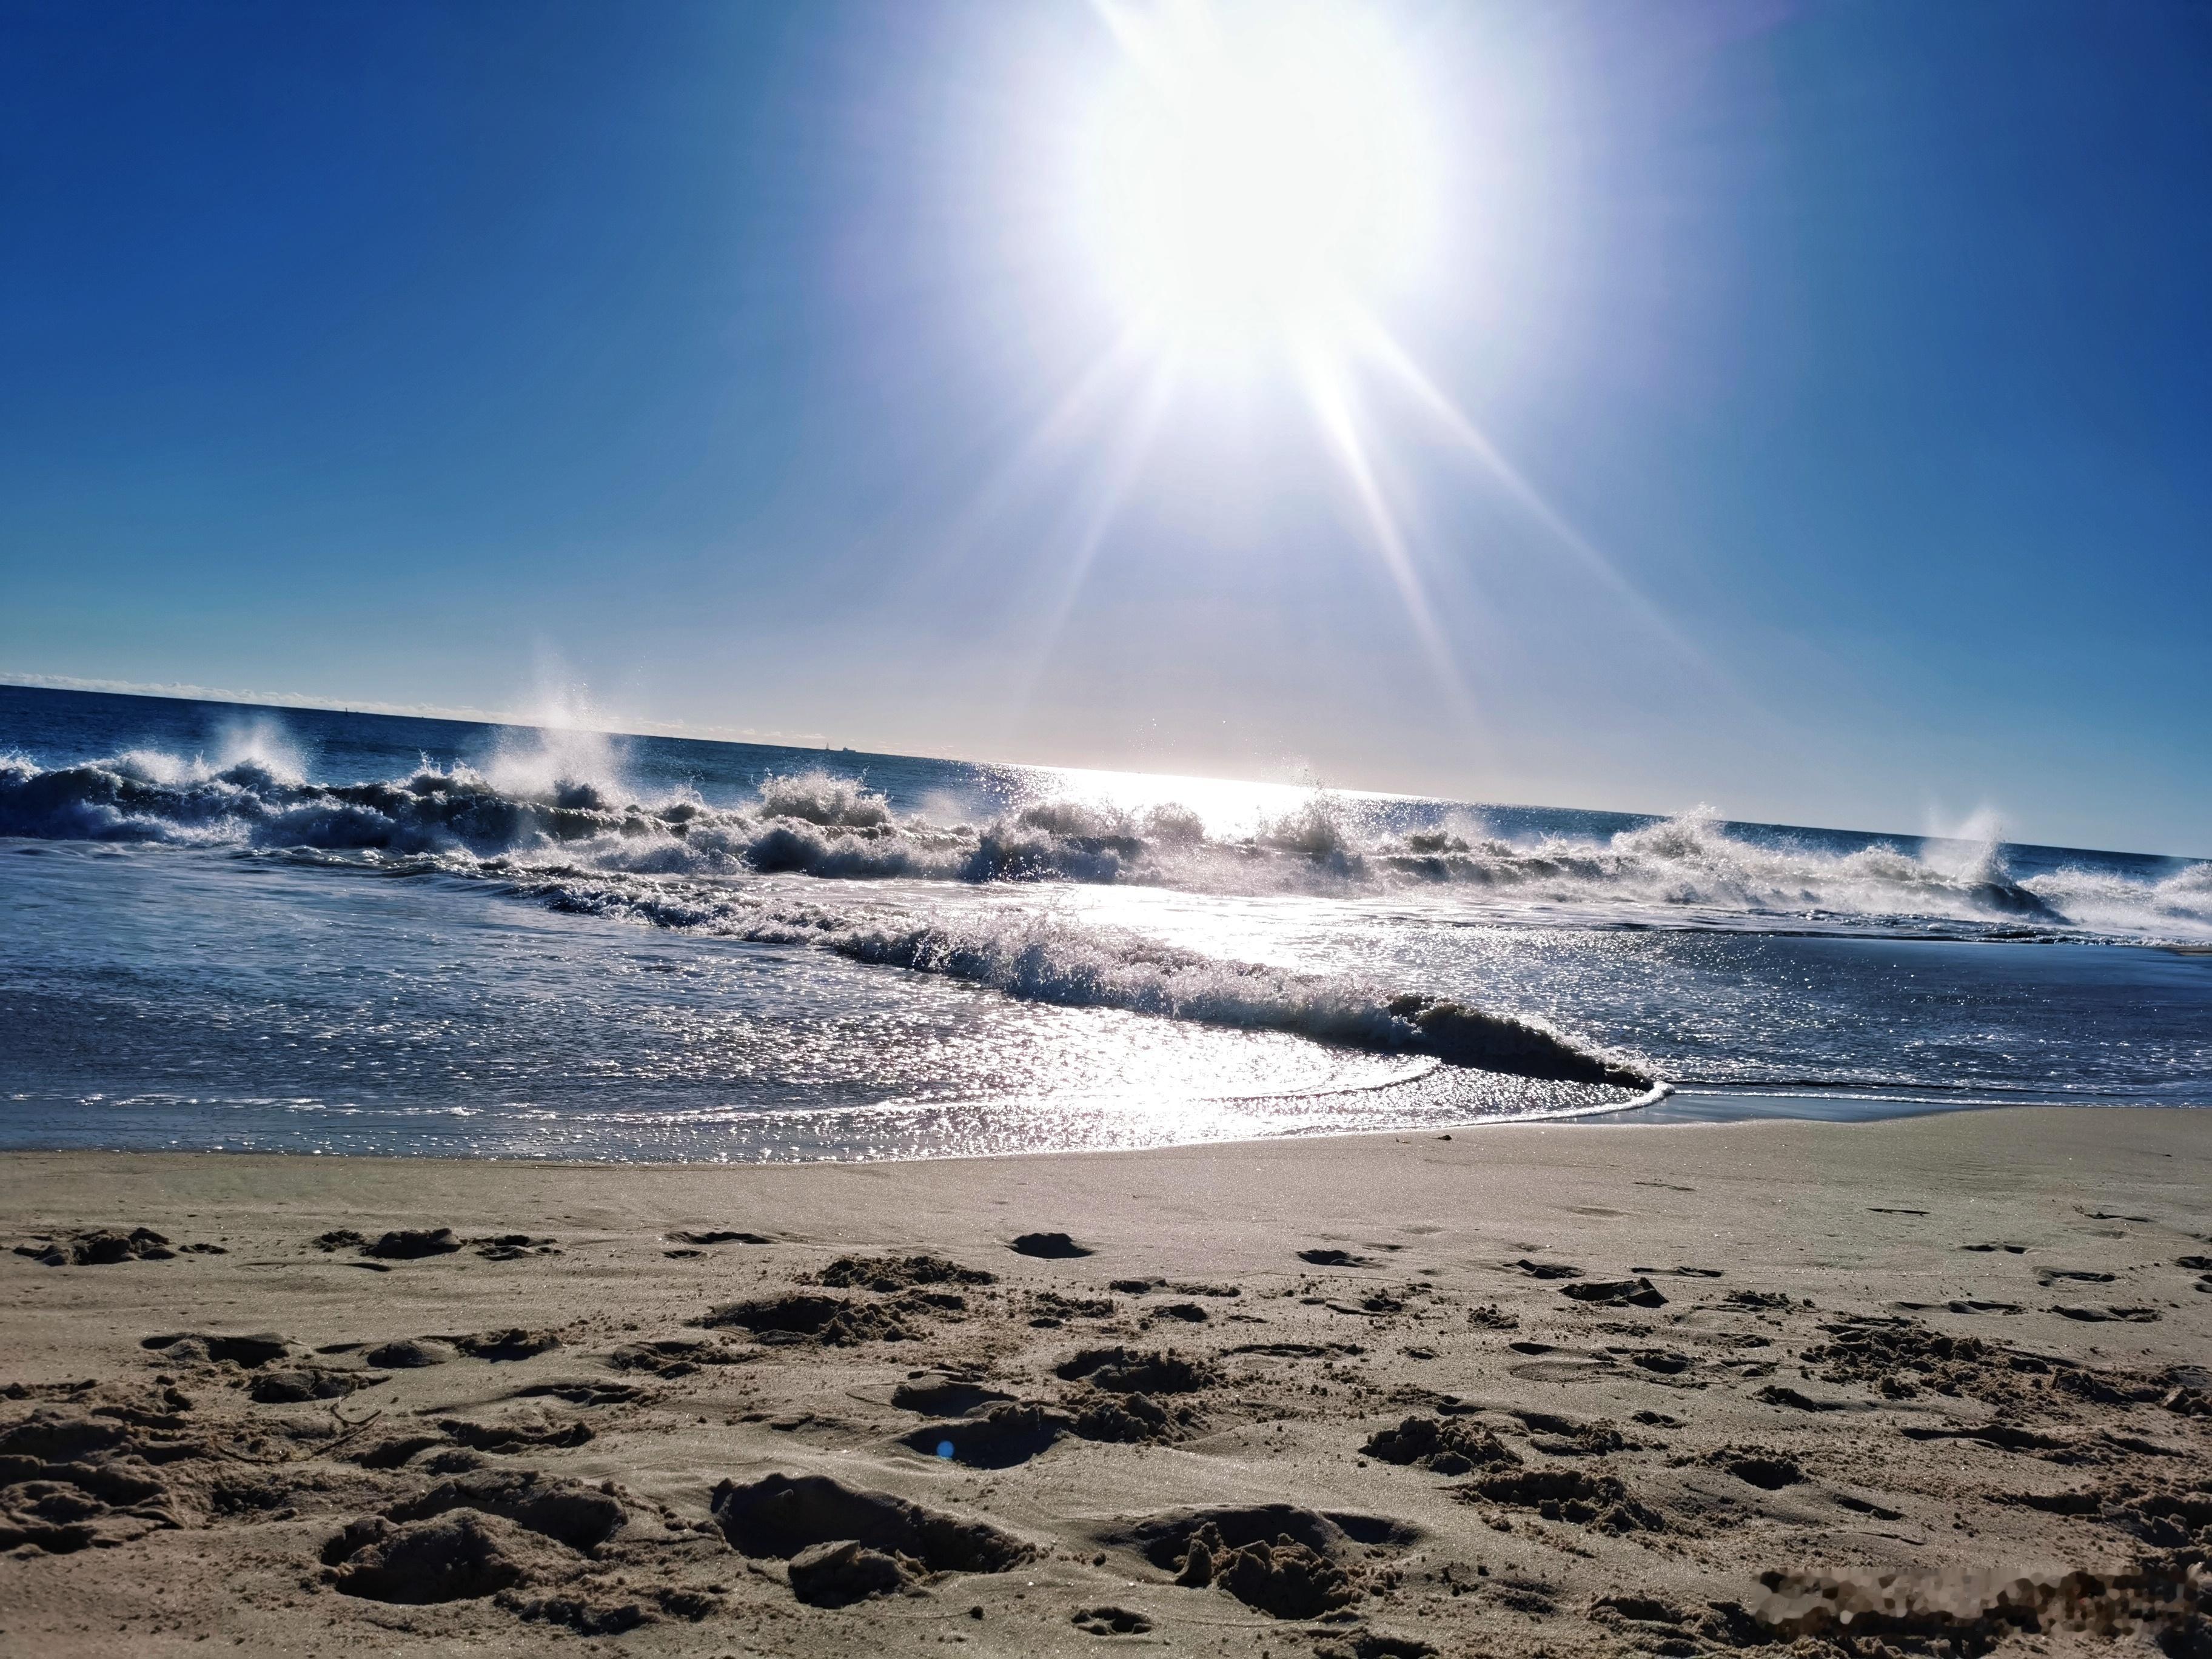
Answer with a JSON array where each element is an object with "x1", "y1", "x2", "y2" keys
[{"x1": 3, "y1": 0, "x2": 2207, "y2": 854}]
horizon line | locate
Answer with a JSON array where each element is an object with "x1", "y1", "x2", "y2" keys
[{"x1": 5, "y1": 672, "x2": 2200, "y2": 868}]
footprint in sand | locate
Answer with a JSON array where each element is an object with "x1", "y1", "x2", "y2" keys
[
  {"x1": 2036, "y1": 1267, "x2": 2117, "y2": 1287},
  {"x1": 437, "y1": 1415, "x2": 593, "y2": 1452},
  {"x1": 1147, "y1": 1302, "x2": 1210, "y2": 1324},
  {"x1": 899, "y1": 1403, "x2": 1071, "y2": 1469},
  {"x1": 1720, "y1": 1289, "x2": 1795, "y2": 1312},
  {"x1": 1510, "y1": 1356, "x2": 1615, "y2": 1384},
  {"x1": 2051, "y1": 1305, "x2": 2160, "y2": 1322},
  {"x1": 1560, "y1": 1278, "x2": 1667, "y2": 1309},
  {"x1": 1071, "y1": 1607, "x2": 1153, "y2": 1635},
  {"x1": 1511, "y1": 1259, "x2": 1583, "y2": 1281},
  {"x1": 1298, "y1": 1248, "x2": 1374, "y2": 1269},
  {"x1": 1096, "y1": 1503, "x2": 1419, "y2": 1619},
  {"x1": 363, "y1": 1338, "x2": 456, "y2": 1369},
  {"x1": 510, "y1": 1381, "x2": 640, "y2": 1407},
  {"x1": 891, "y1": 1376, "x2": 1016, "y2": 1416},
  {"x1": 1713, "y1": 1450, "x2": 1805, "y2": 1490},
  {"x1": 471, "y1": 1234, "x2": 558, "y2": 1261},
  {"x1": 12, "y1": 1227, "x2": 225, "y2": 1266},
  {"x1": 1833, "y1": 1491, "x2": 1906, "y2": 1521},
  {"x1": 1010, "y1": 1232, "x2": 1093, "y2": 1259},
  {"x1": 1757, "y1": 1384, "x2": 1863, "y2": 1413},
  {"x1": 141, "y1": 1331, "x2": 293, "y2": 1367},
  {"x1": 446, "y1": 1329, "x2": 563, "y2": 1361},
  {"x1": 712, "y1": 1472, "x2": 1027, "y2": 1605}
]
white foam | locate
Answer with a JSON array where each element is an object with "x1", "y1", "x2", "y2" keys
[
  {"x1": 523, "y1": 873, "x2": 1654, "y2": 1087},
  {"x1": 3, "y1": 743, "x2": 2205, "y2": 943}
]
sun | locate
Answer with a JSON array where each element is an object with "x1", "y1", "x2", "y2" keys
[
  {"x1": 993, "y1": 1, "x2": 1603, "y2": 706},
  {"x1": 1084, "y1": 1, "x2": 1432, "y2": 349}
]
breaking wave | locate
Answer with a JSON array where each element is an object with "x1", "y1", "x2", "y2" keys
[
  {"x1": 513, "y1": 874, "x2": 1655, "y2": 1090},
  {"x1": 3, "y1": 748, "x2": 2207, "y2": 943}
]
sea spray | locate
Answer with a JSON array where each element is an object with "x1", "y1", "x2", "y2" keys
[{"x1": 1, "y1": 747, "x2": 2202, "y2": 940}]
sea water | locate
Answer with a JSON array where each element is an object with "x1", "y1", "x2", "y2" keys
[{"x1": 2, "y1": 684, "x2": 2206, "y2": 1159}]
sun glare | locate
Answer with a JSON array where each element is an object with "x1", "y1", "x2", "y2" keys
[
  {"x1": 990, "y1": 3, "x2": 1631, "y2": 714},
  {"x1": 1085, "y1": 1, "x2": 1431, "y2": 347}
]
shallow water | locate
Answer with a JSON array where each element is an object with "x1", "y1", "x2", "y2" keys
[{"x1": 2, "y1": 685, "x2": 2207, "y2": 1158}]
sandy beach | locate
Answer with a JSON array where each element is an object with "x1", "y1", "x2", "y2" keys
[{"x1": 3, "y1": 1107, "x2": 2208, "y2": 1657}]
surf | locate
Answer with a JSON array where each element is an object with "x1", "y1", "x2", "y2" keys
[{"x1": 5, "y1": 742, "x2": 2205, "y2": 945}]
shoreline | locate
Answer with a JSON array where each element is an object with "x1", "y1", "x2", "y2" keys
[
  {"x1": 4, "y1": 1107, "x2": 2209, "y2": 1656},
  {"x1": 2, "y1": 1087, "x2": 2205, "y2": 1169}
]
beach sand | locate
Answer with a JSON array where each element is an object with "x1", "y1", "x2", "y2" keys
[{"x1": 2, "y1": 1107, "x2": 2208, "y2": 1656}]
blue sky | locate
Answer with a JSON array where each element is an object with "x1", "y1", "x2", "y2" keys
[{"x1": 3, "y1": 0, "x2": 2208, "y2": 854}]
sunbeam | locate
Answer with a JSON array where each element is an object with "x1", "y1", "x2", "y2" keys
[
  {"x1": 1002, "y1": 345, "x2": 1188, "y2": 715},
  {"x1": 1289, "y1": 331, "x2": 1476, "y2": 717},
  {"x1": 1342, "y1": 303, "x2": 1716, "y2": 674}
]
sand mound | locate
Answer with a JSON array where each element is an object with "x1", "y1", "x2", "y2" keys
[
  {"x1": 1054, "y1": 1347, "x2": 1218, "y2": 1395},
  {"x1": 323, "y1": 1510, "x2": 543, "y2": 1603},
  {"x1": 786, "y1": 1538, "x2": 919, "y2": 1606},
  {"x1": 1173, "y1": 1524, "x2": 1358, "y2": 1618},
  {"x1": 1458, "y1": 1466, "x2": 1664, "y2": 1532},
  {"x1": 1108, "y1": 1504, "x2": 1411, "y2": 1620},
  {"x1": 1362, "y1": 1416, "x2": 1520, "y2": 1475},
  {"x1": 0, "y1": 1407, "x2": 189, "y2": 1553},
  {"x1": 604, "y1": 1336, "x2": 745, "y2": 1375},
  {"x1": 695, "y1": 1292, "x2": 919, "y2": 1346},
  {"x1": 1110, "y1": 1502, "x2": 1413, "y2": 1570},
  {"x1": 386, "y1": 1469, "x2": 625, "y2": 1552},
  {"x1": 814, "y1": 1253, "x2": 996, "y2": 1290}
]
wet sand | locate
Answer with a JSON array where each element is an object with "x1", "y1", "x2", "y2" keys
[{"x1": 2, "y1": 1106, "x2": 2208, "y2": 1657}]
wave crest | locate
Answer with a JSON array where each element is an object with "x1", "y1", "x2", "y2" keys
[
  {"x1": 3, "y1": 746, "x2": 2204, "y2": 943},
  {"x1": 520, "y1": 874, "x2": 1654, "y2": 1089}
]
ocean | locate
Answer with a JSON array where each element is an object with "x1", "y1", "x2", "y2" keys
[{"x1": 2, "y1": 683, "x2": 2207, "y2": 1160}]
